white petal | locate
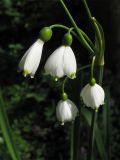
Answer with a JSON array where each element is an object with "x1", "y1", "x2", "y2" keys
[
  {"x1": 19, "y1": 44, "x2": 33, "y2": 71},
  {"x1": 81, "y1": 84, "x2": 94, "y2": 108},
  {"x1": 44, "y1": 46, "x2": 65, "y2": 78},
  {"x1": 91, "y1": 84, "x2": 105, "y2": 107},
  {"x1": 56, "y1": 100, "x2": 72, "y2": 123},
  {"x1": 66, "y1": 99, "x2": 78, "y2": 120},
  {"x1": 63, "y1": 47, "x2": 77, "y2": 78},
  {"x1": 19, "y1": 39, "x2": 44, "y2": 76}
]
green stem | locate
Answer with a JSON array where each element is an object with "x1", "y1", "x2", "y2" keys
[
  {"x1": 92, "y1": 18, "x2": 103, "y2": 54},
  {"x1": 91, "y1": 56, "x2": 96, "y2": 79},
  {"x1": 62, "y1": 77, "x2": 68, "y2": 94},
  {"x1": 105, "y1": 89, "x2": 110, "y2": 160},
  {"x1": 77, "y1": 64, "x2": 91, "y2": 73},
  {"x1": 73, "y1": 116, "x2": 81, "y2": 160},
  {"x1": 50, "y1": 24, "x2": 71, "y2": 30},
  {"x1": 50, "y1": 24, "x2": 96, "y2": 52},
  {"x1": 0, "y1": 91, "x2": 21, "y2": 160},
  {"x1": 88, "y1": 110, "x2": 97, "y2": 160},
  {"x1": 59, "y1": 0, "x2": 94, "y2": 54},
  {"x1": 82, "y1": 0, "x2": 92, "y2": 19},
  {"x1": 70, "y1": 123, "x2": 74, "y2": 160},
  {"x1": 82, "y1": 0, "x2": 103, "y2": 56},
  {"x1": 79, "y1": 28, "x2": 97, "y2": 53},
  {"x1": 98, "y1": 65, "x2": 104, "y2": 85}
]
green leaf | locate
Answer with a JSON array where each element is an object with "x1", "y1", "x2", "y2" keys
[
  {"x1": 81, "y1": 107, "x2": 106, "y2": 160},
  {"x1": 103, "y1": 88, "x2": 111, "y2": 160},
  {"x1": 0, "y1": 90, "x2": 21, "y2": 160},
  {"x1": 95, "y1": 20, "x2": 105, "y2": 53}
]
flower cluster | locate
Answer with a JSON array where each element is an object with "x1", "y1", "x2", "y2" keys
[
  {"x1": 18, "y1": 28, "x2": 77, "y2": 80},
  {"x1": 18, "y1": 27, "x2": 105, "y2": 125}
]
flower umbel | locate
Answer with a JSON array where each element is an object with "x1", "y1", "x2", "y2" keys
[
  {"x1": 56, "y1": 99, "x2": 78, "y2": 125},
  {"x1": 18, "y1": 39, "x2": 44, "y2": 78},
  {"x1": 44, "y1": 46, "x2": 77, "y2": 79},
  {"x1": 80, "y1": 83, "x2": 105, "y2": 110}
]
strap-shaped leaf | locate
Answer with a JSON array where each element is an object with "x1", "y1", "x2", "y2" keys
[
  {"x1": 81, "y1": 107, "x2": 106, "y2": 160},
  {"x1": 0, "y1": 91, "x2": 21, "y2": 160},
  {"x1": 103, "y1": 89, "x2": 111, "y2": 160}
]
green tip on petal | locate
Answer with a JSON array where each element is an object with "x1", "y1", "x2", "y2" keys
[
  {"x1": 70, "y1": 73, "x2": 76, "y2": 79},
  {"x1": 54, "y1": 76, "x2": 59, "y2": 81},
  {"x1": 62, "y1": 92, "x2": 68, "y2": 101},
  {"x1": 95, "y1": 108, "x2": 98, "y2": 112},
  {"x1": 61, "y1": 122, "x2": 64, "y2": 126},
  {"x1": 23, "y1": 70, "x2": 29, "y2": 77},
  {"x1": 30, "y1": 75, "x2": 34, "y2": 78},
  {"x1": 89, "y1": 78, "x2": 96, "y2": 86}
]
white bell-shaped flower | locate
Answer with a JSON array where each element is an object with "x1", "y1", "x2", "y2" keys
[
  {"x1": 80, "y1": 83, "x2": 105, "y2": 109},
  {"x1": 56, "y1": 99, "x2": 78, "y2": 125},
  {"x1": 18, "y1": 39, "x2": 44, "y2": 78},
  {"x1": 44, "y1": 46, "x2": 77, "y2": 79}
]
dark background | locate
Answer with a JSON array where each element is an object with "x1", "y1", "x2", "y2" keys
[{"x1": 0, "y1": 0, "x2": 120, "y2": 159}]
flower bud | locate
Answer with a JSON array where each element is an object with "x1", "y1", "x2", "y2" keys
[{"x1": 39, "y1": 27, "x2": 52, "y2": 42}]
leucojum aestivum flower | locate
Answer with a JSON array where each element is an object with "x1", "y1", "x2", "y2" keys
[
  {"x1": 17, "y1": 0, "x2": 106, "y2": 159},
  {"x1": 0, "y1": 0, "x2": 106, "y2": 160}
]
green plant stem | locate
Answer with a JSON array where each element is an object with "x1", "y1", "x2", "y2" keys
[
  {"x1": 50, "y1": 24, "x2": 96, "y2": 52},
  {"x1": 81, "y1": 1, "x2": 101, "y2": 54},
  {"x1": 62, "y1": 77, "x2": 68, "y2": 94},
  {"x1": 79, "y1": 28, "x2": 96, "y2": 52},
  {"x1": 73, "y1": 116, "x2": 81, "y2": 160},
  {"x1": 92, "y1": 18, "x2": 103, "y2": 54},
  {"x1": 59, "y1": 0, "x2": 94, "y2": 54},
  {"x1": 82, "y1": 0, "x2": 92, "y2": 19},
  {"x1": 77, "y1": 64, "x2": 91, "y2": 73},
  {"x1": 88, "y1": 110, "x2": 97, "y2": 160},
  {"x1": 0, "y1": 92, "x2": 21, "y2": 160},
  {"x1": 70, "y1": 123, "x2": 74, "y2": 160},
  {"x1": 91, "y1": 56, "x2": 96, "y2": 79},
  {"x1": 105, "y1": 89, "x2": 110, "y2": 160},
  {"x1": 98, "y1": 65, "x2": 104, "y2": 85}
]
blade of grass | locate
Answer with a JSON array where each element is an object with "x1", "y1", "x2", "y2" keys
[
  {"x1": 0, "y1": 91, "x2": 21, "y2": 160},
  {"x1": 81, "y1": 107, "x2": 106, "y2": 160},
  {"x1": 103, "y1": 88, "x2": 111, "y2": 160}
]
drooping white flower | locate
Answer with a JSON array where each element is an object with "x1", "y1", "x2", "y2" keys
[
  {"x1": 56, "y1": 99, "x2": 78, "y2": 125},
  {"x1": 18, "y1": 39, "x2": 44, "y2": 78},
  {"x1": 44, "y1": 46, "x2": 77, "y2": 79},
  {"x1": 80, "y1": 83, "x2": 105, "y2": 109}
]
